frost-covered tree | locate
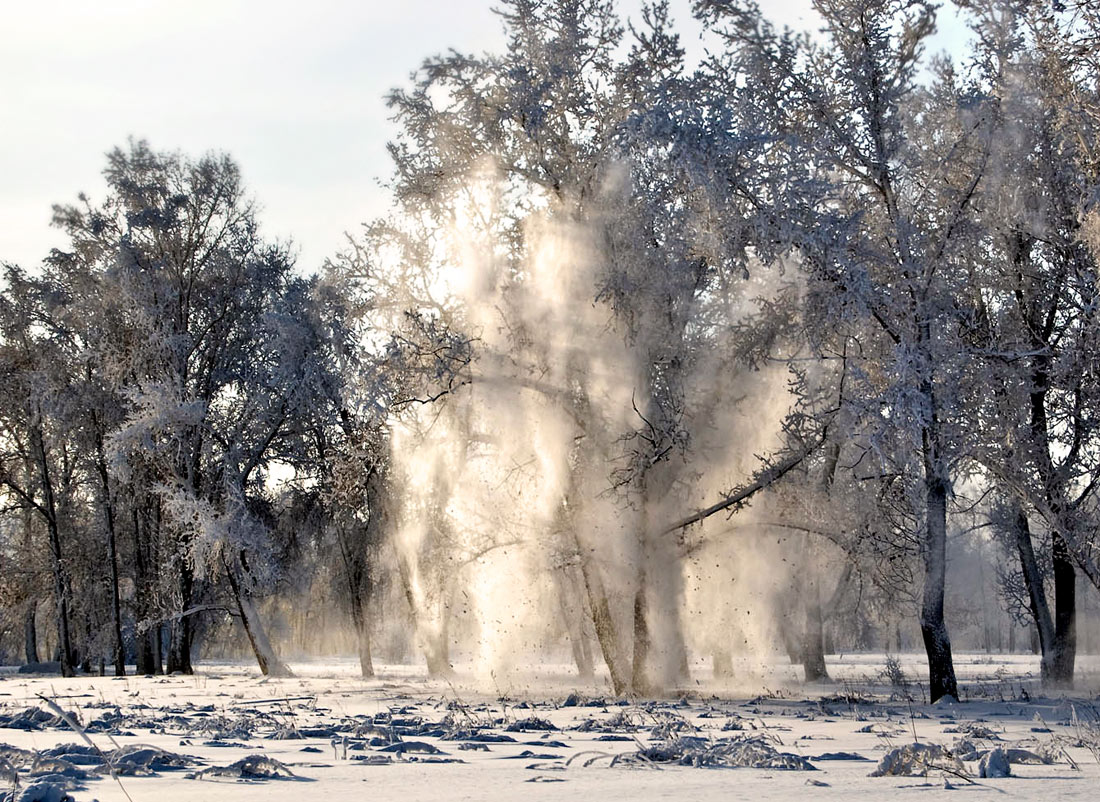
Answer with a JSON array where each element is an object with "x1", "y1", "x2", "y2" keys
[
  {"x1": 961, "y1": 0, "x2": 1100, "y2": 687},
  {"x1": 693, "y1": 0, "x2": 1003, "y2": 701},
  {"x1": 46, "y1": 140, "x2": 326, "y2": 676},
  {"x1": 0, "y1": 268, "x2": 80, "y2": 676},
  {"x1": 367, "y1": 0, "x2": 796, "y2": 694}
]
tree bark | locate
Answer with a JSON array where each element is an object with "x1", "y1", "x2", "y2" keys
[
  {"x1": 1027, "y1": 347, "x2": 1077, "y2": 686},
  {"x1": 630, "y1": 581, "x2": 652, "y2": 696},
  {"x1": 920, "y1": 472, "x2": 958, "y2": 702},
  {"x1": 1048, "y1": 531, "x2": 1077, "y2": 687},
  {"x1": 24, "y1": 602, "x2": 39, "y2": 664},
  {"x1": 395, "y1": 553, "x2": 453, "y2": 678}
]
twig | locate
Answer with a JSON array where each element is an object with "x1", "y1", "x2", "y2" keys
[
  {"x1": 36, "y1": 693, "x2": 134, "y2": 802},
  {"x1": 230, "y1": 695, "x2": 316, "y2": 707},
  {"x1": 565, "y1": 750, "x2": 617, "y2": 767}
]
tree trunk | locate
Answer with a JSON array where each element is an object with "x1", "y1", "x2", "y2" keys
[
  {"x1": 920, "y1": 472, "x2": 958, "y2": 702},
  {"x1": 356, "y1": 618, "x2": 374, "y2": 679},
  {"x1": 554, "y1": 566, "x2": 594, "y2": 679},
  {"x1": 153, "y1": 625, "x2": 164, "y2": 674},
  {"x1": 802, "y1": 583, "x2": 829, "y2": 683},
  {"x1": 349, "y1": 592, "x2": 375, "y2": 679},
  {"x1": 24, "y1": 602, "x2": 39, "y2": 664},
  {"x1": 395, "y1": 554, "x2": 452, "y2": 678},
  {"x1": 93, "y1": 434, "x2": 125, "y2": 676},
  {"x1": 630, "y1": 581, "x2": 652, "y2": 696},
  {"x1": 1010, "y1": 503, "x2": 1057, "y2": 681},
  {"x1": 576, "y1": 552, "x2": 628, "y2": 695},
  {"x1": 799, "y1": 440, "x2": 840, "y2": 683},
  {"x1": 132, "y1": 504, "x2": 160, "y2": 675},
  {"x1": 224, "y1": 553, "x2": 292, "y2": 677},
  {"x1": 425, "y1": 583, "x2": 453, "y2": 678},
  {"x1": 166, "y1": 558, "x2": 195, "y2": 674},
  {"x1": 136, "y1": 629, "x2": 156, "y2": 675},
  {"x1": 1048, "y1": 531, "x2": 1076, "y2": 687},
  {"x1": 31, "y1": 424, "x2": 75, "y2": 677}
]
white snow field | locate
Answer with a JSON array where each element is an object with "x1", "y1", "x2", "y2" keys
[{"x1": 2, "y1": 653, "x2": 1100, "y2": 801}]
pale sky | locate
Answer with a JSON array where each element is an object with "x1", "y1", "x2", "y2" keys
[{"x1": 1, "y1": 1, "x2": 963, "y2": 274}]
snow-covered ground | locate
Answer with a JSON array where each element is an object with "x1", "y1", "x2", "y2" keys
[{"x1": 2, "y1": 653, "x2": 1099, "y2": 801}]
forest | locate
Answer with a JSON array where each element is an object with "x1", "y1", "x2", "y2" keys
[{"x1": 1, "y1": 0, "x2": 1099, "y2": 707}]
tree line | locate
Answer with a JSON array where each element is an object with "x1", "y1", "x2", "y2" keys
[{"x1": 1, "y1": 0, "x2": 1098, "y2": 701}]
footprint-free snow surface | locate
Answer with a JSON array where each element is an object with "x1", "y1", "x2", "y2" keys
[{"x1": 1, "y1": 654, "x2": 1098, "y2": 801}]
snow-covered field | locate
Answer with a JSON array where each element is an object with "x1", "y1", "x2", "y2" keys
[{"x1": 2, "y1": 653, "x2": 1100, "y2": 801}]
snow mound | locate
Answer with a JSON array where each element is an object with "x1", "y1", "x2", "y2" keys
[
  {"x1": 870, "y1": 743, "x2": 968, "y2": 777},
  {"x1": 188, "y1": 754, "x2": 300, "y2": 781},
  {"x1": 623, "y1": 736, "x2": 816, "y2": 770},
  {"x1": 978, "y1": 747, "x2": 1011, "y2": 778}
]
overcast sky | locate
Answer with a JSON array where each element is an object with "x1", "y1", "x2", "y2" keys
[{"x1": 1, "y1": 1, "x2": 963, "y2": 274}]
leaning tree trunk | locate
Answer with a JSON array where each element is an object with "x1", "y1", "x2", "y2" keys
[
  {"x1": 574, "y1": 543, "x2": 629, "y2": 695},
  {"x1": 553, "y1": 565, "x2": 594, "y2": 679},
  {"x1": 223, "y1": 552, "x2": 292, "y2": 678},
  {"x1": 395, "y1": 551, "x2": 455, "y2": 678},
  {"x1": 1028, "y1": 352, "x2": 1077, "y2": 686},
  {"x1": 630, "y1": 580, "x2": 652, "y2": 697},
  {"x1": 1009, "y1": 502, "x2": 1057, "y2": 682}
]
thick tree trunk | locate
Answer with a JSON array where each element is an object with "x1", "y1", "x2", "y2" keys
[
  {"x1": 24, "y1": 602, "x2": 39, "y2": 664},
  {"x1": 920, "y1": 473, "x2": 958, "y2": 702},
  {"x1": 135, "y1": 629, "x2": 156, "y2": 675},
  {"x1": 1027, "y1": 351, "x2": 1077, "y2": 686},
  {"x1": 132, "y1": 503, "x2": 159, "y2": 675},
  {"x1": 630, "y1": 581, "x2": 652, "y2": 696},
  {"x1": 356, "y1": 619, "x2": 374, "y2": 679},
  {"x1": 1048, "y1": 532, "x2": 1076, "y2": 687},
  {"x1": 802, "y1": 584, "x2": 829, "y2": 683},
  {"x1": 426, "y1": 583, "x2": 454, "y2": 678},
  {"x1": 166, "y1": 559, "x2": 195, "y2": 674},
  {"x1": 424, "y1": 638, "x2": 451, "y2": 677},
  {"x1": 779, "y1": 600, "x2": 802, "y2": 663},
  {"x1": 349, "y1": 593, "x2": 375, "y2": 679}
]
